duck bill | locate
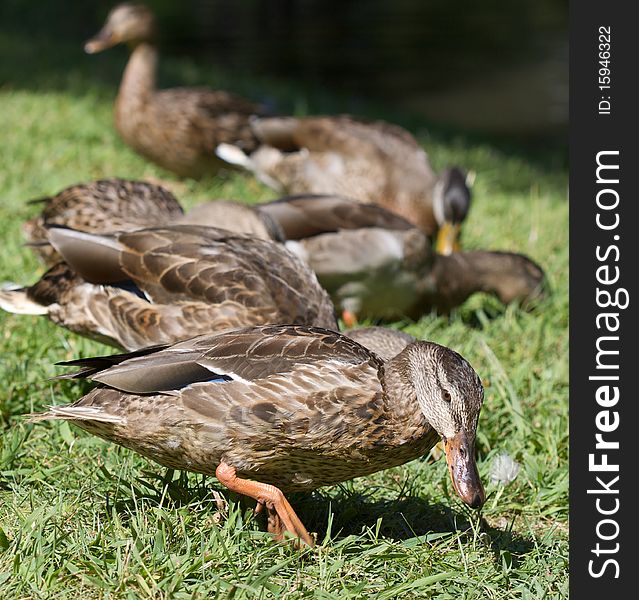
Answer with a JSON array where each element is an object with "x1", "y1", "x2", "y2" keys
[
  {"x1": 435, "y1": 222, "x2": 461, "y2": 255},
  {"x1": 84, "y1": 28, "x2": 118, "y2": 54},
  {"x1": 444, "y1": 431, "x2": 485, "y2": 508}
]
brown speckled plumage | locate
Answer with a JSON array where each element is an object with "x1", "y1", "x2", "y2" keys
[
  {"x1": 86, "y1": 4, "x2": 265, "y2": 178},
  {"x1": 344, "y1": 327, "x2": 417, "y2": 361},
  {"x1": 31, "y1": 325, "x2": 486, "y2": 542},
  {"x1": 2, "y1": 226, "x2": 337, "y2": 350},
  {"x1": 23, "y1": 178, "x2": 183, "y2": 264},
  {"x1": 178, "y1": 200, "x2": 285, "y2": 243},
  {"x1": 23, "y1": 179, "x2": 286, "y2": 265}
]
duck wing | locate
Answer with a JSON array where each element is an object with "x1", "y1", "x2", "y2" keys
[
  {"x1": 252, "y1": 115, "x2": 424, "y2": 158},
  {"x1": 59, "y1": 325, "x2": 380, "y2": 394},
  {"x1": 47, "y1": 224, "x2": 337, "y2": 331},
  {"x1": 258, "y1": 194, "x2": 414, "y2": 240}
]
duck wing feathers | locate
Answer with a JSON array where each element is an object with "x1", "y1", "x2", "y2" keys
[
  {"x1": 59, "y1": 325, "x2": 381, "y2": 394},
  {"x1": 24, "y1": 179, "x2": 183, "y2": 246},
  {"x1": 252, "y1": 115, "x2": 425, "y2": 159},
  {"x1": 4, "y1": 225, "x2": 337, "y2": 350},
  {"x1": 258, "y1": 194, "x2": 414, "y2": 240},
  {"x1": 150, "y1": 88, "x2": 264, "y2": 153}
]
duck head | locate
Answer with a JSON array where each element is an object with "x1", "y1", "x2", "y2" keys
[
  {"x1": 390, "y1": 342, "x2": 486, "y2": 508},
  {"x1": 467, "y1": 251, "x2": 549, "y2": 308},
  {"x1": 432, "y1": 167, "x2": 472, "y2": 256},
  {"x1": 85, "y1": 3, "x2": 157, "y2": 53}
]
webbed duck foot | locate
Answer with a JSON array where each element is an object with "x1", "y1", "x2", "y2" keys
[{"x1": 215, "y1": 462, "x2": 315, "y2": 547}]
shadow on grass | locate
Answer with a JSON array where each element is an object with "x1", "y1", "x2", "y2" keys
[
  {"x1": 452, "y1": 294, "x2": 553, "y2": 331},
  {"x1": 478, "y1": 518, "x2": 535, "y2": 570},
  {"x1": 103, "y1": 468, "x2": 534, "y2": 563},
  {"x1": 296, "y1": 488, "x2": 535, "y2": 563}
]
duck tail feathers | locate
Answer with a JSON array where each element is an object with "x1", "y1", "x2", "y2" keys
[
  {"x1": 215, "y1": 143, "x2": 254, "y2": 170},
  {"x1": 27, "y1": 405, "x2": 125, "y2": 425},
  {"x1": 0, "y1": 284, "x2": 49, "y2": 315}
]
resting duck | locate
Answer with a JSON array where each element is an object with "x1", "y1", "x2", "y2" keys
[
  {"x1": 217, "y1": 115, "x2": 472, "y2": 254},
  {"x1": 1, "y1": 225, "x2": 336, "y2": 350},
  {"x1": 259, "y1": 194, "x2": 548, "y2": 323},
  {"x1": 24, "y1": 179, "x2": 183, "y2": 264},
  {"x1": 85, "y1": 3, "x2": 266, "y2": 178},
  {"x1": 24, "y1": 178, "x2": 284, "y2": 265},
  {"x1": 30, "y1": 324, "x2": 486, "y2": 546}
]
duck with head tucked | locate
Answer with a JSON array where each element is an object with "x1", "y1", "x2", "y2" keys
[
  {"x1": 1, "y1": 225, "x2": 336, "y2": 350},
  {"x1": 30, "y1": 324, "x2": 486, "y2": 546},
  {"x1": 23, "y1": 178, "x2": 184, "y2": 264},
  {"x1": 85, "y1": 3, "x2": 266, "y2": 178},
  {"x1": 217, "y1": 115, "x2": 472, "y2": 254},
  {"x1": 23, "y1": 178, "x2": 285, "y2": 265}
]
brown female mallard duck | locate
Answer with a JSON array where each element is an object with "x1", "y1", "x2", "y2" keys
[
  {"x1": 24, "y1": 178, "x2": 284, "y2": 265},
  {"x1": 259, "y1": 194, "x2": 547, "y2": 323},
  {"x1": 1, "y1": 225, "x2": 336, "y2": 350},
  {"x1": 23, "y1": 178, "x2": 183, "y2": 264},
  {"x1": 85, "y1": 4, "x2": 266, "y2": 178},
  {"x1": 30, "y1": 324, "x2": 485, "y2": 546},
  {"x1": 217, "y1": 115, "x2": 472, "y2": 254}
]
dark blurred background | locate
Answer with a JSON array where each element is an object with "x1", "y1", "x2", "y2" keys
[{"x1": 0, "y1": 0, "x2": 567, "y2": 153}]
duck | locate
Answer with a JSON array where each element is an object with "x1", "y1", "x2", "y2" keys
[
  {"x1": 23, "y1": 178, "x2": 183, "y2": 264},
  {"x1": 29, "y1": 324, "x2": 486, "y2": 546},
  {"x1": 1, "y1": 225, "x2": 337, "y2": 350},
  {"x1": 258, "y1": 194, "x2": 548, "y2": 324},
  {"x1": 19, "y1": 189, "x2": 546, "y2": 326},
  {"x1": 23, "y1": 178, "x2": 284, "y2": 265},
  {"x1": 85, "y1": 3, "x2": 266, "y2": 178},
  {"x1": 216, "y1": 115, "x2": 472, "y2": 254}
]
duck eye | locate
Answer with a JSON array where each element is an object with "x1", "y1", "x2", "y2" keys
[{"x1": 442, "y1": 390, "x2": 452, "y2": 403}]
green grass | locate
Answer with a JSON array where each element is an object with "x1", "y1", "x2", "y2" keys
[{"x1": 0, "y1": 49, "x2": 567, "y2": 598}]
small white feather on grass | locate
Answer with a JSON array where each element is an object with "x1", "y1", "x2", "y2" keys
[{"x1": 490, "y1": 452, "x2": 521, "y2": 486}]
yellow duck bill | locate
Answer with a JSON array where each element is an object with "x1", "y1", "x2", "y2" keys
[{"x1": 434, "y1": 221, "x2": 461, "y2": 255}]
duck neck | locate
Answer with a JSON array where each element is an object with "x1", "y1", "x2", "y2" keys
[
  {"x1": 420, "y1": 251, "x2": 516, "y2": 312},
  {"x1": 381, "y1": 352, "x2": 430, "y2": 437},
  {"x1": 118, "y1": 42, "x2": 158, "y2": 109},
  {"x1": 417, "y1": 252, "x2": 488, "y2": 312}
]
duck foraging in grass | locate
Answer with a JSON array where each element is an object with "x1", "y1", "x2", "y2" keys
[
  {"x1": 30, "y1": 324, "x2": 486, "y2": 546},
  {"x1": 259, "y1": 194, "x2": 548, "y2": 324}
]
